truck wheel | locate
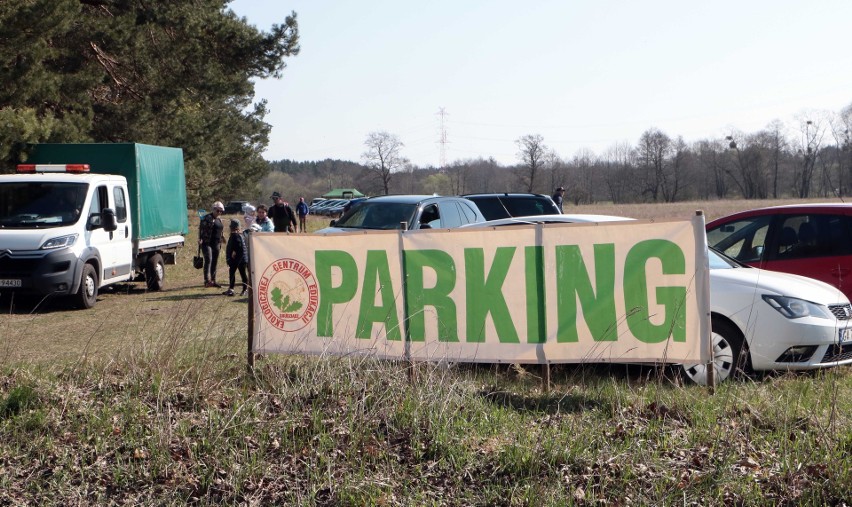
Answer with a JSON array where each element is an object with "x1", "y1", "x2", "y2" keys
[
  {"x1": 145, "y1": 254, "x2": 165, "y2": 291},
  {"x1": 76, "y1": 263, "x2": 98, "y2": 309}
]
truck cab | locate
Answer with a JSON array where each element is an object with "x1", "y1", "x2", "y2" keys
[
  {"x1": 0, "y1": 151, "x2": 186, "y2": 308},
  {"x1": 0, "y1": 164, "x2": 133, "y2": 308}
]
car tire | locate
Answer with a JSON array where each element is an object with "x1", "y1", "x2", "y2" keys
[
  {"x1": 75, "y1": 263, "x2": 98, "y2": 309},
  {"x1": 681, "y1": 318, "x2": 749, "y2": 385},
  {"x1": 145, "y1": 253, "x2": 165, "y2": 291}
]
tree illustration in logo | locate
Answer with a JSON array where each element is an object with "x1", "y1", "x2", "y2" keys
[{"x1": 271, "y1": 286, "x2": 303, "y2": 313}]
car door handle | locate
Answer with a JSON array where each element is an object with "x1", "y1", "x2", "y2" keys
[
  {"x1": 831, "y1": 267, "x2": 850, "y2": 278},
  {"x1": 125, "y1": 226, "x2": 129, "y2": 238}
]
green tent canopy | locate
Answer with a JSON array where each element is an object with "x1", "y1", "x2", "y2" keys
[{"x1": 322, "y1": 188, "x2": 365, "y2": 199}]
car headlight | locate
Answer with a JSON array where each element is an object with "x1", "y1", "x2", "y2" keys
[
  {"x1": 41, "y1": 234, "x2": 78, "y2": 250},
  {"x1": 762, "y1": 295, "x2": 834, "y2": 320}
]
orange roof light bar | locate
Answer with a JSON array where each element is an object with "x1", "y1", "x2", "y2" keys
[{"x1": 16, "y1": 164, "x2": 90, "y2": 174}]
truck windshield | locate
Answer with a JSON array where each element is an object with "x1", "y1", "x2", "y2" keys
[{"x1": 0, "y1": 182, "x2": 88, "y2": 228}]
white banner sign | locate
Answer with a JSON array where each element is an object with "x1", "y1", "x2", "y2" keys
[{"x1": 249, "y1": 217, "x2": 710, "y2": 364}]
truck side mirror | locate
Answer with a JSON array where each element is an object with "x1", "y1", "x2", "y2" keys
[{"x1": 102, "y1": 208, "x2": 118, "y2": 232}]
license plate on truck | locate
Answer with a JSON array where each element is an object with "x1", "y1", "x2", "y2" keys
[
  {"x1": 840, "y1": 328, "x2": 852, "y2": 345},
  {"x1": 0, "y1": 279, "x2": 21, "y2": 288}
]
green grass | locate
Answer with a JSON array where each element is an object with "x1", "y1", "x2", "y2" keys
[{"x1": 2, "y1": 202, "x2": 852, "y2": 504}]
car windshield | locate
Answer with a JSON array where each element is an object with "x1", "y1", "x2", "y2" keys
[
  {"x1": 468, "y1": 196, "x2": 557, "y2": 220},
  {"x1": 333, "y1": 201, "x2": 417, "y2": 230},
  {"x1": 708, "y1": 247, "x2": 744, "y2": 270},
  {"x1": 0, "y1": 182, "x2": 88, "y2": 228}
]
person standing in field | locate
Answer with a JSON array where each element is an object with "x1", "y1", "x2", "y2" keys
[
  {"x1": 223, "y1": 219, "x2": 248, "y2": 296},
  {"x1": 296, "y1": 197, "x2": 309, "y2": 233},
  {"x1": 552, "y1": 186, "x2": 565, "y2": 213},
  {"x1": 199, "y1": 201, "x2": 225, "y2": 288},
  {"x1": 268, "y1": 191, "x2": 297, "y2": 233}
]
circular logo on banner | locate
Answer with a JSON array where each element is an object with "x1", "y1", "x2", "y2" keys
[{"x1": 258, "y1": 258, "x2": 319, "y2": 332}]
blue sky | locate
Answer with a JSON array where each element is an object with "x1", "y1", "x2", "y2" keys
[{"x1": 228, "y1": 0, "x2": 852, "y2": 166}]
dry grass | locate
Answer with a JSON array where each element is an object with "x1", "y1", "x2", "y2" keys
[
  {"x1": 573, "y1": 197, "x2": 842, "y2": 222},
  {"x1": 2, "y1": 199, "x2": 852, "y2": 504}
]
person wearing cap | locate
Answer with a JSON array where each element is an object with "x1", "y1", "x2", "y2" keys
[
  {"x1": 198, "y1": 201, "x2": 226, "y2": 288},
  {"x1": 223, "y1": 219, "x2": 248, "y2": 297},
  {"x1": 268, "y1": 191, "x2": 297, "y2": 233},
  {"x1": 552, "y1": 186, "x2": 566, "y2": 213}
]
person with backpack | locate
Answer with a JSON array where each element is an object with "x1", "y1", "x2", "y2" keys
[
  {"x1": 268, "y1": 191, "x2": 297, "y2": 233},
  {"x1": 198, "y1": 201, "x2": 225, "y2": 288}
]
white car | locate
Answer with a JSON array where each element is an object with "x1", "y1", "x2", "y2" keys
[
  {"x1": 687, "y1": 248, "x2": 852, "y2": 384},
  {"x1": 459, "y1": 213, "x2": 632, "y2": 227},
  {"x1": 465, "y1": 215, "x2": 852, "y2": 384}
]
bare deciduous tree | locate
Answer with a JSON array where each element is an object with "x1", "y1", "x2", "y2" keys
[
  {"x1": 695, "y1": 139, "x2": 728, "y2": 199},
  {"x1": 515, "y1": 134, "x2": 547, "y2": 192},
  {"x1": 724, "y1": 131, "x2": 768, "y2": 199},
  {"x1": 569, "y1": 148, "x2": 595, "y2": 205},
  {"x1": 637, "y1": 129, "x2": 672, "y2": 202},
  {"x1": 601, "y1": 142, "x2": 636, "y2": 203},
  {"x1": 362, "y1": 131, "x2": 407, "y2": 195},
  {"x1": 792, "y1": 116, "x2": 825, "y2": 198}
]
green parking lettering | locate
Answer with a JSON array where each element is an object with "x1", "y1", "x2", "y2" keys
[
  {"x1": 357, "y1": 250, "x2": 402, "y2": 341},
  {"x1": 525, "y1": 246, "x2": 546, "y2": 343},
  {"x1": 465, "y1": 247, "x2": 519, "y2": 343},
  {"x1": 555, "y1": 244, "x2": 617, "y2": 343},
  {"x1": 404, "y1": 250, "x2": 458, "y2": 342},
  {"x1": 624, "y1": 239, "x2": 686, "y2": 343},
  {"x1": 315, "y1": 250, "x2": 358, "y2": 337}
]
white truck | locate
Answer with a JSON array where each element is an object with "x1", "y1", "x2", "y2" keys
[{"x1": 0, "y1": 143, "x2": 188, "y2": 308}]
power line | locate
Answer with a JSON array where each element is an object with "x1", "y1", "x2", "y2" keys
[{"x1": 437, "y1": 107, "x2": 449, "y2": 170}]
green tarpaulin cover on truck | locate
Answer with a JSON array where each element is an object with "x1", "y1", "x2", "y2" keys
[{"x1": 27, "y1": 143, "x2": 189, "y2": 241}]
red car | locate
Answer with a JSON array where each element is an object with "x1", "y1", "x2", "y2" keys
[{"x1": 706, "y1": 203, "x2": 852, "y2": 301}]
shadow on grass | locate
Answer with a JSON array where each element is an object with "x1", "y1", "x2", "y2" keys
[
  {"x1": 144, "y1": 293, "x2": 234, "y2": 302},
  {"x1": 473, "y1": 363, "x2": 682, "y2": 414},
  {"x1": 0, "y1": 289, "x2": 111, "y2": 314},
  {"x1": 477, "y1": 388, "x2": 603, "y2": 414},
  {"x1": 0, "y1": 281, "x2": 229, "y2": 313}
]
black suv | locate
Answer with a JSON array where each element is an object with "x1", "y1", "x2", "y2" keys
[
  {"x1": 223, "y1": 200, "x2": 249, "y2": 214},
  {"x1": 462, "y1": 193, "x2": 561, "y2": 221}
]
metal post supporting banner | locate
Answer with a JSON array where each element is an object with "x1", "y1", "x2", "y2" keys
[
  {"x1": 246, "y1": 230, "x2": 255, "y2": 372},
  {"x1": 696, "y1": 210, "x2": 715, "y2": 394}
]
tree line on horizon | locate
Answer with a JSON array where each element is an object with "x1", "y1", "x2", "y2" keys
[{"x1": 264, "y1": 102, "x2": 852, "y2": 206}]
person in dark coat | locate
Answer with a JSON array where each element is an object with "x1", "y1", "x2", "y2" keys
[
  {"x1": 552, "y1": 186, "x2": 565, "y2": 213},
  {"x1": 199, "y1": 201, "x2": 225, "y2": 288},
  {"x1": 223, "y1": 219, "x2": 248, "y2": 296},
  {"x1": 268, "y1": 191, "x2": 297, "y2": 233}
]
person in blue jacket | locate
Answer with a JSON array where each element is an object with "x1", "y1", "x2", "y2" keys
[
  {"x1": 224, "y1": 219, "x2": 249, "y2": 296},
  {"x1": 251, "y1": 205, "x2": 275, "y2": 232},
  {"x1": 296, "y1": 197, "x2": 310, "y2": 233}
]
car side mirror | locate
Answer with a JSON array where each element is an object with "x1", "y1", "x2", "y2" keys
[
  {"x1": 419, "y1": 223, "x2": 432, "y2": 229},
  {"x1": 102, "y1": 208, "x2": 117, "y2": 232}
]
